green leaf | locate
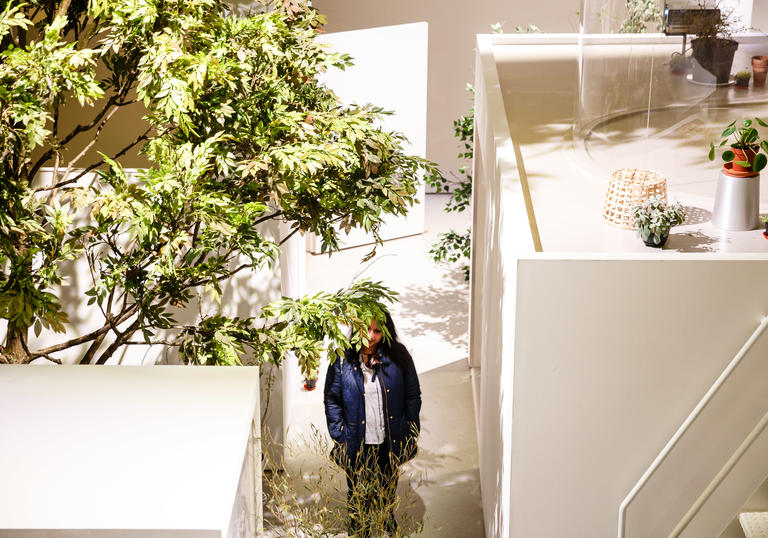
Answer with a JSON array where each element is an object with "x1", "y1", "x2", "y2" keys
[
  {"x1": 755, "y1": 153, "x2": 767, "y2": 172},
  {"x1": 722, "y1": 150, "x2": 735, "y2": 162}
]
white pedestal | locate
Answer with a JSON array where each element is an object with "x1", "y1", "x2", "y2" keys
[
  {"x1": 711, "y1": 169, "x2": 760, "y2": 231},
  {"x1": 0, "y1": 366, "x2": 262, "y2": 538}
]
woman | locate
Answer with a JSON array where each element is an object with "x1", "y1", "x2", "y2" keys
[{"x1": 323, "y1": 311, "x2": 421, "y2": 536}]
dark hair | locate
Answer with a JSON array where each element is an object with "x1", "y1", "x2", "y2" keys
[
  {"x1": 376, "y1": 310, "x2": 412, "y2": 373},
  {"x1": 352, "y1": 310, "x2": 412, "y2": 373}
]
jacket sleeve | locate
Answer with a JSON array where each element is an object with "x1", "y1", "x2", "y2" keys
[
  {"x1": 323, "y1": 356, "x2": 345, "y2": 442},
  {"x1": 403, "y1": 352, "x2": 422, "y2": 435}
]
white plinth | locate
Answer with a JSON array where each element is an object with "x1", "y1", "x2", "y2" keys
[
  {"x1": 0, "y1": 365, "x2": 261, "y2": 538},
  {"x1": 712, "y1": 169, "x2": 761, "y2": 231}
]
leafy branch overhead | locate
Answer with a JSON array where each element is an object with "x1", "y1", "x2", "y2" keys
[{"x1": 0, "y1": 0, "x2": 435, "y2": 371}]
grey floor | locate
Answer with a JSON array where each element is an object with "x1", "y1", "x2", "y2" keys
[{"x1": 265, "y1": 194, "x2": 483, "y2": 537}]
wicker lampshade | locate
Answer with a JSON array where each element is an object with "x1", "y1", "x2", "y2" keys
[{"x1": 602, "y1": 168, "x2": 667, "y2": 229}]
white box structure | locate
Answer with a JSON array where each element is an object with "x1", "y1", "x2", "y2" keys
[
  {"x1": 0, "y1": 366, "x2": 262, "y2": 538},
  {"x1": 472, "y1": 33, "x2": 768, "y2": 538}
]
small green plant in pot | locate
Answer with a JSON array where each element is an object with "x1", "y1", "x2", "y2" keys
[
  {"x1": 708, "y1": 117, "x2": 768, "y2": 175},
  {"x1": 734, "y1": 69, "x2": 752, "y2": 88},
  {"x1": 670, "y1": 52, "x2": 689, "y2": 74},
  {"x1": 632, "y1": 196, "x2": 686, "y2": 248},
  {"x1": 762, "y1": 215, "x2": 768, "y2": 235}
]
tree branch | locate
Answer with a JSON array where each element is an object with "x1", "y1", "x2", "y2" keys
[
  {"x1": 56, "y1": 0, "x2": 72, "y2": 20},
  {"x1": 32, "y1": 303, "x2": 139, "y2": 357},
  {"x1": 95, "y1": 317, "x2": 142, "y2": 364},
  {"x1": 34, "y1": 127, "x2": 151, "y2": 192},
  {"x1": 254, "y1": 210, "x2": 283, "y2": 225},
  {"x1": 23, "y1": 353, "x2": 62, "y2": 365},
  {"x1": 124, "y1": 340, "x2": 180, "y2": 346},
  {"x1": 30, "y1": 71, "x2": 138, "y2": 179},
  {"x1": 279, "y1": 226, "x2": 301, "y2": 246}
]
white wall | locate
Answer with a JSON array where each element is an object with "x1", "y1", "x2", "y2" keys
[
  {"x1": 473, "y1": 32, "x2": 768, "y2": 538},
  {"x1": 312, "y1": 22, "x2": 428, "y2": 250},
  {"x1": 512, "y1": 256, "x2": 768, "y2": 538},
  {"x1": 313, "y1": 0, "x2": 580, "y2": 181},
  {"x1": 470, "y1": 34, "x2": 540, "y2": 538}
]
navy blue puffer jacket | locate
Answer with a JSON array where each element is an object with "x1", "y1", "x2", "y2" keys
[{"x1": 324, "y1": 345, "x2": 421, "y2": 465}]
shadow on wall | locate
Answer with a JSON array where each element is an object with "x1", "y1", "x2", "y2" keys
[{"x1": 396, "y1": 271, "x2": 469, "y2": 350}]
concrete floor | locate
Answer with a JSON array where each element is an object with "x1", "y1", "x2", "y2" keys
[{"x1": 266, "y1": 193, "x2": 484, "y2": 537}]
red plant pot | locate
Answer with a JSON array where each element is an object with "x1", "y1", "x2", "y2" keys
[
  {"x1": 752, "y1": 55, "x2": 768, "y2": 86},
  {"x1": 730, "y1": 145, "x2": 759, "y2": 173}
]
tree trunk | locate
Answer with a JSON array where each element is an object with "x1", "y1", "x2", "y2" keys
[{"x1": 4, "y1": 324, "x2": 29, "y2": 364}]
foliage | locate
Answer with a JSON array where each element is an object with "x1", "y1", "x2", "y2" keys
[
  {"x1": 686, "y1": 0, "x2": 742, "y2": 41},
  {"x1": 263, "y1": 426, "x2": 425, "y2": 536},
  {"x1": 735, "y1": 69, "x2": 751, "y2": 84},
  {"x1": 0, "y1": 0, "x2": 435, "y2": 371},
  {"x1": 429, "y1": 228, "x2": 470, "y2": 280},
  {"x1": 618, "y1": 0, "x2": 663, "y2": 33},
  {"x1": 632, "y1": 196, "x2": 686, "y2": 244},
  {"x1": 708, "y1": 118, "x2": 768, "y2": 172},
  {"x1": 424, "y1": 86, "x2": 473, "y2": 280},
  {"x1": 425, "y1": 22, "x2": 541, "y2": 281},
  {"x1": 490, "y1": 22, "x2": 540, "y2": 35},
  {"x1": 670, "y1": 51, "x2": 689, "y2": 71}
]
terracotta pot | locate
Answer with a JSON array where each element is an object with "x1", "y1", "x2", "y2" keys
[
  {"x1": 691, "y1": 38, "x2": 738, "y2": 84},
  {"x1": 722, "y1": 162, "x2": 759, "y2": 178},
  {"x1": 752, "y1": 55, "x2": 768, "y2": 86},
  {"x1": 730, "y1": 145, "x2": 759, "y2": 173}
]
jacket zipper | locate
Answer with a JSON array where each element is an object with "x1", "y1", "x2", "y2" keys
[{"x1": 379, "y1": 370, "x2": 392, "y2": 445}]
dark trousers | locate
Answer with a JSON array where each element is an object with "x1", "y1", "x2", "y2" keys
[{"x1": 346, "y1": 440, "x2": 399, "y2": 536}]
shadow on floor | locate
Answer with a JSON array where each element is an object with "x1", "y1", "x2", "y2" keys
[{"x1": 397, "y1": 270, "x2": 469, "y2": 349}]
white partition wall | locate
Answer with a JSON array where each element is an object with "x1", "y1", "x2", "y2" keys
[
  {"x1": 0, "y1": 366, "x2": 262, "y2": 538},
  {"x1": 512, "y1": 256, "x2": 768, "y2": 538},
  {"x1": 310, "y1": 22, "x2": 428, "y2": 252},
  {"x1": 472, "y1": 33, "x2": 768, "y2": 538}
]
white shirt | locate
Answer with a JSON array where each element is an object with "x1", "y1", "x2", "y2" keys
[{"x1": 360, "y1": 353, "x2": 386, "y2": 445}]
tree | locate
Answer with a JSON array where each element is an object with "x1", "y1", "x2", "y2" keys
[{"x1": 0, "y1": 0, "x2": 434, "y2": 373}]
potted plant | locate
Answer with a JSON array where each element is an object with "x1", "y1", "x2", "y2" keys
[
  {"x1": 670, "y1": 52, "x2": 689, "y2": 75},
  {"x1": 734, "y1": 69, "x2": 751, "y2": 88},
  {"x1": 632, "y1": 196, "x2": 687, "y2": 248},
  {"x1": 752, "y1": 55, "x2": 768, "y2": 86},
  {"x1": 303, "y1": 364, "x2": 320, "y2": 391},
  {"x1": 708, "y1": 118, "x2": 768, "y2": 175},
  {"x1": 686, "y1": 1, "x2": 741, "y2": 84},
  {"x1": 762, "y1": 215, "x2": 768, "y2": 236}
]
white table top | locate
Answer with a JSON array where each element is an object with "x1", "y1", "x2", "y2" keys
[{"x1": 493, "y1": 36, "x2": 768, "y2": 254}]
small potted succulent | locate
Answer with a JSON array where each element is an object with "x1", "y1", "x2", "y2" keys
[
  {"x1": 632, "y1": 196, "x2": 686, "y2": 248},
  {"x1": 734, "y1": 69, "x2": 751, "y2": 88},
  {"x1": 708, "y1": 117, "x2": 768, "y2": 176},
  {"x1": 670, "y1": 52, "x2": 689, "y2": 75}
]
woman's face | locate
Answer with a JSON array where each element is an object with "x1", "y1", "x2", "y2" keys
[{"x1": 363, "y1": 319, "x2": 383, "y2": 351}]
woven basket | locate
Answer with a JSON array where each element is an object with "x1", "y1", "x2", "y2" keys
[{"x1": 602, "y1": 168, "x2": 667, "y2": 229}]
